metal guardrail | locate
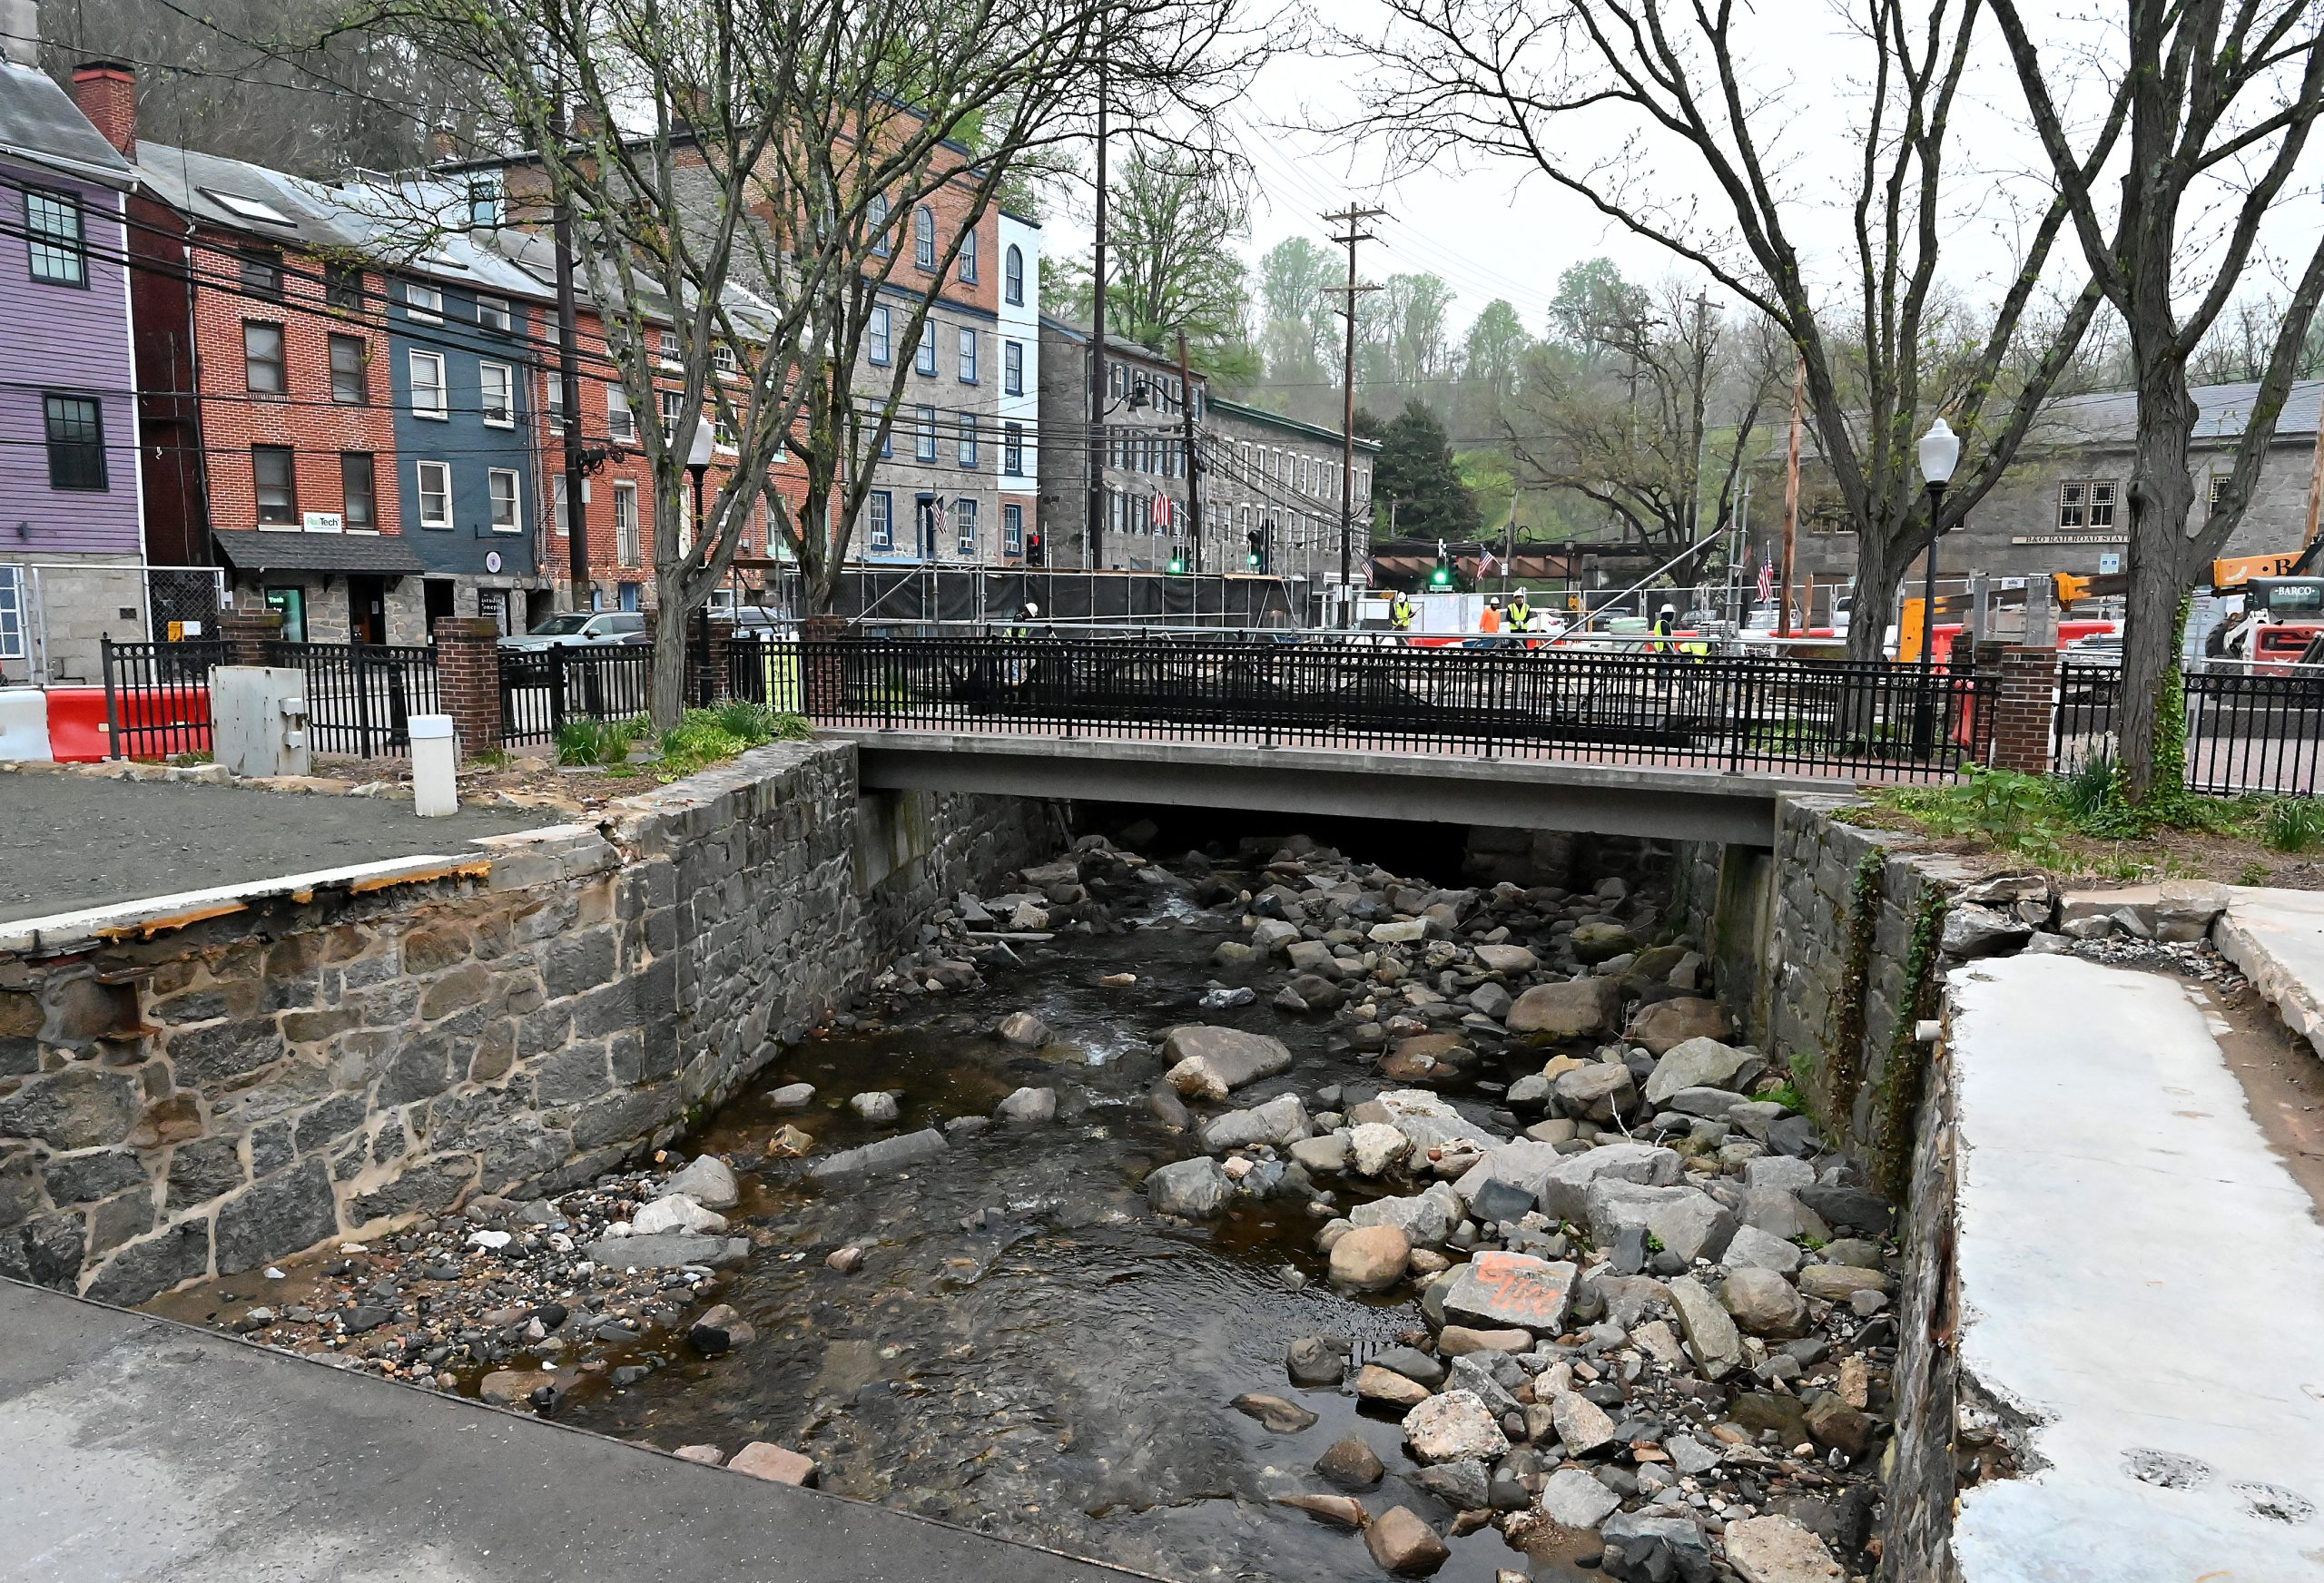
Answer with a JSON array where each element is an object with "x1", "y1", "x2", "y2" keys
[
  {"x1": 99, "y1": 639, "x2": 226, "y2": 760},
  {"x1": 261, "y1": 641, "x2": 439, "y2": 759},
  {"x1": 2055, "y1": 661, "x2": 2324, "y2": 795},
  {"x1": 800, "y1": 637, "x2": 1994, "y2": 780},
  {"x1": 498, "y1": 645, "x2": 656, "y2": 746}
]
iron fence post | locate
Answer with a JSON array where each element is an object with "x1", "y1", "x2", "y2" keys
[{"x1": 100, "y1": 637, "x2": 123, "y2": 761}]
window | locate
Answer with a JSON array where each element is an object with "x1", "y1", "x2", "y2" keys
[
  {"x1": 329, "y1": 334, "x2": 368, "y2": 404},
  {"x1": 954, "y1": 497, "x2": 978, "y2": 555},
  {"x1": 1004, "y1": 502, "x2": 1023, "y2": 554},
  {"x1": 869, "y1": 491, "x2": 894, "y2": 550},
  {"x1": 404, "y1": 281, "x2": 442, "y2": 321},
  {"x1": 475, "y1": 295, "x2": 511, "y2": 333},
  {"x1": 253, "y1": 446, "x2": 297, "y2": 524},
  {"x1": 659, "y1": 388, "x2": 685, "y2": 440},
  {"x1": 480, "y1": 361, "x2": 515, "y2": 426},
  {"x1": 552, "y1": 474, "x2": 569, "y2": 537},
  {"x1": 340, "y1": 453, "x2": 376, "y2": 530},
  {"x1": 960, "y1": 224, "x2": 979, "y2": 283},
  {"x1": 409, "y1": 350, "x2": 448, "y2": 418},
  {"x1": 2057, "y1": 480, "x2": 2085, "y2": 529},
  {"x1": 916, "y1": 326, "x2": 937, "y2": 377},
  {"x1": 468, "y1": 177, "x2": 502, "y2": 229},
  {"x1": 712, "y1": 340, "x2": 738, "y2": 376},
  {"x1": 241, "y1": 322, "x2": 286, "y2": 394},
  {"x1": 1004, "y1": 243, "x2": 1024, "y2": 306},
  {"x1": 868, "y1": 305, "x2": 892, "y2": 365},
  {"x1": 416, "y1": 460, "x2": 452, "y2": 529},
  {"x1": 324, "y1": 263, "x2": 364, "y2": 310},
  {"x1": 2211, "y1": 473, "x2": 2230, "y2": 507},
  {"x1": 25, "y1": 190, "x2": 85, "y2": 286},
  {"x1": 546, "y1": 370, "x2": 565, "y2": 423},
  {"x1": 1003, "y1": 420, "x2": 1025, "y2": 476},
  {"x1": 615, "y1": 480, "x2": 641, "y2": 563},
  {"x1": 914, "y1": 205, "x2": 937, "y2": 270},
  {"x1": 488, "y1": 467, "x2": 521, "y2": 533},
  {"x1": 0, "y1": 566, "x2": 22, "y2": 660},
  {"x1": 607, "y1": 384, "x2": 636, "y2": 442},
  {"x1": 868, "y1": 194, "x2": 891, "y2": 256},
  {"x1": 240, "y1": 247, "x2": 283, "y2": 300},
  {"x1": 2087, "y1": 479, "x2": 2116, "y2": 529},
  {"x1": 958, "y1": 414, "x2": 979, "y2": 468},
  {"x1": 959, "y1": 327, "x2": 978, "y2": 383},
  {"x1": 1004, "y1": 339, "x2": 1023, "y2": 396},
  {"x1": 42, "y1": 395, "x2": 105, "y2": 490},
  {"x1": 915, "y1": 405, "x2": 939, "y2": 462}
]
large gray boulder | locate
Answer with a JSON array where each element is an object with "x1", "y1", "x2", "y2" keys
[
  {"x1": 1643, "y1": 1037, "x2": 1766, "y2": 1106},
  {"x1": 1145, "y1": 1156, "x2": 1233, "y2": 1217},
  {"x1": 655, "y1": 1155, "x2": 739, "y2": 1209},
  {"x1": 1161, "y1": 1026, "x2": 1295, "y2": 1100},
  {"x1": 1506, "y1": 978, "x2": 1622, "y2": 1040},
  {"x1": 1439, "y1": 1249, "x2": 1576, "y2": 1332},
  {"x1": 1646, "y1": 1190, "x2": 1738, "y2": 1264},
  {"x1": 1351, "y1": 1184, "x2": 1462, "y2": 1246},
  {"x1": 811, "y1": 1128, "x2": 947, "y2": 1178},
  {"x1": 1452, "y1": 1140, "x2": 1567, "y2": 1210},
  {"x1": 1536, "y1": 1143, "x2": 1685, "y2": 1223},
  {"x1": 1667, "y1": 1273, "x2": 1745, "y2": 1378},
  {"x1": 1374, "y1": 1088, "x2": 1501, "y2": 1154},
  {"x1": 1199, "y1": 1093, "x2": 1311, "y2": 1152},
  {"x1": 1539, "y1": 1467, "x2": 1622, "y2": 1529},
  {"x1": 584, "y1": 1233, "x2": 750, "y2": 1271},
  {"x1": 1584, "y1": 1178, "x2": 1703, "y2": 1245}
]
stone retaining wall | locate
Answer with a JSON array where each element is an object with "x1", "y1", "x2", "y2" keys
[{"x1": 0, "y1": 741, "x2": 1056, "y2": 1303}]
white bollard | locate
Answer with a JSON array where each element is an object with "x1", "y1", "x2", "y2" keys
[{"x1": 409, "y1": 714, "x2": 458, "y2": 817}]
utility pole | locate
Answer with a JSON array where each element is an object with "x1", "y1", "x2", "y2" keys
[
  {"x1": 1324, "y1": 203, "x2": 1388, "y2": 625},
  {"x1": 551, "y1": 99, "x2": 593, "y2": 609},
  {"x1": 1177, "y1": 329, "x2": 1202, "y2": 574},
  {"x1": 1085, "y1": 43, "x2": 1109, "y2": 571}
]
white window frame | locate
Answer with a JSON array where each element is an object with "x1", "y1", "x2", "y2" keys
[
  {"x1": 915, "y1": 405, "x2": 939, "y2": 463},
  {"x1": 1003, "y1": 420, "x2": 1025, "y2": 477},
  {"x1": 1004, "y1": 244, "x2": 1024, "y2": 306},
  {"x1": 915, "y1": 326, "x2": 938, "y2": 377},
  {"x1": 1003, "y1": 502, "x2": 1023, "y2": 554},
  {"x1": 409, "y1": 350, "x2": 448, "y2": 419},
  {"x1": 479, "y1": 360, "x2": 515, "y2": 427},
  {"x1": 960, "y1": 224, "x2": 979, "y2": 283},
  {"x1": 958, "y1": 414, "x2": 979, "y2": 468},
  {"x1": 0, "y1": 565, "x2": 23, "y2": 659},
  {"x1": 2087, "y1": 478, "x2": 2117, "y2": 529},
  {"x1": 404, "y1": 281, "x2": 442, "y2": 322},
  {"x1": 614, "y1": 479, "x2": 641, "y2": 564},
  {"x1": 487, "y1": 467, "x2": 522, "y2": 534},
  {"x1": 416, "y1": 459, "x2": 453, "y2": 529},
  {"x1": 475, "y1": 294, "x2": 511, "y2": 332},
  {"x1": 1004, "y1": 339, "x2": 1023, "y2": 396},
  {"x1": 954, "y1": 497, "x2": 978, "y2": 556},
  {"x1": 606, "y1": 384, "x2": 635, "y2": 443},
  {"x1": 959, "y1": 326, "x2": 978, "y2": 383},
  {"x1": 870, "y1": 490, "x2": 894, "y2": 550},
  {"x1": 2056, "y1": 479, "x2": 2086, "y2": 530},
  {"x1": 869, "y1": 304, "x2": 892, "y2": 366},
  {"x1": 552, "y1": 473, "x2": 570, "y2": 537}
]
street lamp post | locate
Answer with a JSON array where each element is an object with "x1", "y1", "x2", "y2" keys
[
  {"x1": 1915, "y1": 418, "x2": 1961, "y2": 758},
  {"x1": 687, "y1": 420, "x2": 715, "y2": 543}
]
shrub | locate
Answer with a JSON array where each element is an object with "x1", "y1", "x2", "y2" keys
[
  {"x1": 2260, "y1": 797, "x2": 2324, "y2": 853},
  {"x1": 556, "y1": 718, "x2": 632, "y2": 767}
]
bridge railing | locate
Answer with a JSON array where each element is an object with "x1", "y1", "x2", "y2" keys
[{"x1": 801, "y1": 636, "x2": 1993, "y2": 780}]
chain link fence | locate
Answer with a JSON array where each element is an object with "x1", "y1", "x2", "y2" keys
[{"x1": 0, "y1": 562, "x2": 225, "y2": 686}]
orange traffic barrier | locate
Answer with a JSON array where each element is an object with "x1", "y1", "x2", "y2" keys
[{"x1": 45, "y1": 685, "x2": 212, "y2": 762}]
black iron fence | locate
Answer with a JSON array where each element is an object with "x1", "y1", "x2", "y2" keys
[
  {"x1": 498, "y1": 644, "x2": 655, "y2": 746},
  {"x1": 99, "y1": 638, "x2": 226, "y2": 760},
  {"x1": 261, "y1": 640, "x2": 440, "y2": 759},
  {"x1": 800, "y1": 636, "x2": 1994, "y2": 778},
  {"x1": 2060, "y1": 662, "x2": 2324, "y2": 795},
  {"x1": 724, "y1": 635, "x2": 803, "y2": 713}
]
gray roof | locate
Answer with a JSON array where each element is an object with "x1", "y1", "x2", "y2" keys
[
  {"x1": 133, "y1": 144, "x2": 551, "y2": 301},
  {"x1": 2028, "y1": 378, "x2": 2322, "y2": 450},
  {"x1": 212, "y1": 529, "x2": 426, "y2": 576},
  {"x1": 0, "y1": 61, "x2": 134, "y2": 187},
  {"x1": 1207, "y1": 394, "x2": 1381, "y2": 453}
]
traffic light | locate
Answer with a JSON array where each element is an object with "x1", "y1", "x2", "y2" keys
[
  {"x1": 1246, "y1": 529, "x2": 1266, "y2": 570},
  {"x1": 1025, "y1": 531, "x2": 1043, "y2": 566},
  {"x1": 1167, "y1": 552, "x2": 1187, "y2": 575},
  {"x1": 1429, "y1": 552, "x2": 1453, "y2": 589}
]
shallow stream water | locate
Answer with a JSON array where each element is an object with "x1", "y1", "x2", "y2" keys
[{"x1": 564, "y1": 890, "x2": 1590, "y2": 1582}]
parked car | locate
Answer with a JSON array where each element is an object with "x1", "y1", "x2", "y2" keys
[
  {"x1": 728, "y1": 607, "x2": 795, "y2": 642},
  {"x1": 499, "y1": 611, "x2": 647, "y2": 651}
]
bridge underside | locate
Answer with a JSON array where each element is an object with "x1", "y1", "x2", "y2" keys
[{"x1": 827, "y1": 731, "x2": 1850, "y2": 847}]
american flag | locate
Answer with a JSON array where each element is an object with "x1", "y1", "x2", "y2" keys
[
  {"x1": 1756, "y1": 556, "x2": 1775, "y2": 604},
  {"x1": 1479, "y1": 548, "x2": 1499, "y2": 575},
  {"x1": 1150, "y1": 495, "x2": 1175, "y2": 529}
]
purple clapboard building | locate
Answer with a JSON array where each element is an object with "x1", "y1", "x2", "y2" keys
[{"x1": 0, "y1": 49, "x2": 149, "y2": 684}]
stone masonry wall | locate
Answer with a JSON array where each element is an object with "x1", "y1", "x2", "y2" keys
[{"x1": 0, "y1": 741, "x2": 1056, "y2": 1304}]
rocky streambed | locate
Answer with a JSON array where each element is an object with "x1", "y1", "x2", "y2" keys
[{"x1": 152, "y1": 829, "x2": 1898, "y2": 1583}]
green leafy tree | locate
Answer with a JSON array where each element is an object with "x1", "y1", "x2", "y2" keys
[
  {"x1": 1374, "y1": 398, "x2": 1480, "y2": 539},
  {"x1": 1045, "y1": 146, "x2": 1254, "y2": 375}
]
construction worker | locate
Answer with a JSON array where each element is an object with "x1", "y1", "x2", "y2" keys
[
  {"x1": 1479, "y1": 597, "x2": 1502, "y2": 637},
  {"x1": 1005, "y1": 601, "x2": 1039, "y2": 639},
  {"x1": 1508, "y1": 588, "x2": 1533, "y2": 631},
  {"x1": 1388, "y1": 589, "x2": 1416, "y2": 639},
  {"x1": 1649, "y1": 602, "x2": 1677, "y2": 654}
]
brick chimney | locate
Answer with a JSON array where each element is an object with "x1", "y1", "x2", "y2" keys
[{"x1": 71, "y1": 60, "x2": 135, "y2": 159}]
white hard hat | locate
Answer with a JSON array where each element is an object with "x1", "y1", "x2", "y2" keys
[{"x1": 1023, "y1": 601, "x2": 1039, "y2": 617}]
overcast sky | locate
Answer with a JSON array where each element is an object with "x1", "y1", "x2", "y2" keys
[{"x1": 1043, "y1": 0, "x2": 2324, "y2": 346}]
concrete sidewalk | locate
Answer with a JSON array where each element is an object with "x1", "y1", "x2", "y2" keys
[{"x1": 0, "y1": 1279, "x2": 1163, "y2": 1583}]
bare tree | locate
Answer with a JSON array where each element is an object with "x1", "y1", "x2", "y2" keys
[
  {"x1": 1987, "y1": 1, "x2": 2324, "y2": 795},
  {"x1": 377, "y1": 0, "x2": 1248, "y2": 724},
  {"x1": 1336, "y1": 0, "x2": 2118, "y2": 661}
]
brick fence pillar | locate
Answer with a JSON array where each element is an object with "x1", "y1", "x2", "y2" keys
[
  {"x1": 686, "y1": 613, "x2": 733, "y2": 708},
  {"x1": 798, "y1": 613, "x2": 846, "y2": 719},
  {"x1": 431, "y1": 617, "x2": 503, "y2": 756},
  {"x1": 216, "y1": 609, "x2": 283, "y2": 667},
  {"x1": 1984, "y1": 644, "x2": 2058, "y2": 774}
]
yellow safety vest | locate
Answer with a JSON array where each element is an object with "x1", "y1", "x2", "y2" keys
[{"x1": 1389, "y1": 599, "x2": 1414, "y2": 631}]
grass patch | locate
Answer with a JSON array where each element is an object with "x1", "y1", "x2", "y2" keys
[
  {"x1": 2260, "y1": 797, "x2": 2324, "y2": 853},
  {"x1": 655, "y1": 703, "x2": 810, "y2": 780},
  {"x1": 555, "y1": 716, "x2": 646, "y2": 767}
]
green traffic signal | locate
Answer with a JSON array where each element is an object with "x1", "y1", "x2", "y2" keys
[
  {"x1": 1429, "y1": 564, "x2": 1452, "y2": 588},
  {"x1": 1167, "y1": 555, "x2": 1186, "y2": 575}
]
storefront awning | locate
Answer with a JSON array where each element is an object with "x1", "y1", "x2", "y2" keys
[{"x1": 212, "y1": 529, "x2": 427, "y2": 576}]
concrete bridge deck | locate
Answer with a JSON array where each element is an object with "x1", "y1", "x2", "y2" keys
[
  {"x1": 0, "y1": 1279, "x2": 1155, "y2": 1583},
  {"x1": 829, "y1": 729, "x2": 1853, "y2": 846}
]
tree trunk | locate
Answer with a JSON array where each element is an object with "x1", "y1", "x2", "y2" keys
[
  {"x1": 2118, "y1": 368, "x2": 2202, "y2": 800},
  {"x1": 650, "y1": 561, "x2": 690, "y2": 729},
  {"x1": 1844, "y1": 527, "x2": 1910, "y2": 664}
]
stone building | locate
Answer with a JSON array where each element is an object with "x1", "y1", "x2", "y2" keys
[
  {"x1": 1201, "y1": 396, "x2": 1378, "y2": 594},
  {"x1": 1036, "y1": 318, "x2": 1200, "y2": 572},
  {"x1": 1787, "y1": 379, "x2": 2324, "y2": 587}
]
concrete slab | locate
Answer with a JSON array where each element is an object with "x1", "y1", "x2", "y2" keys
[
  {"x1": 2215, "y1": 886, "x2": 2324, "y2": 1050},
  {"x1": 0, "y1": 1278, "x2": 1159, "y2": 1583},
  {"x1": 1944, "y1": 954, "x2": 2324, "y2": 1581}
]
